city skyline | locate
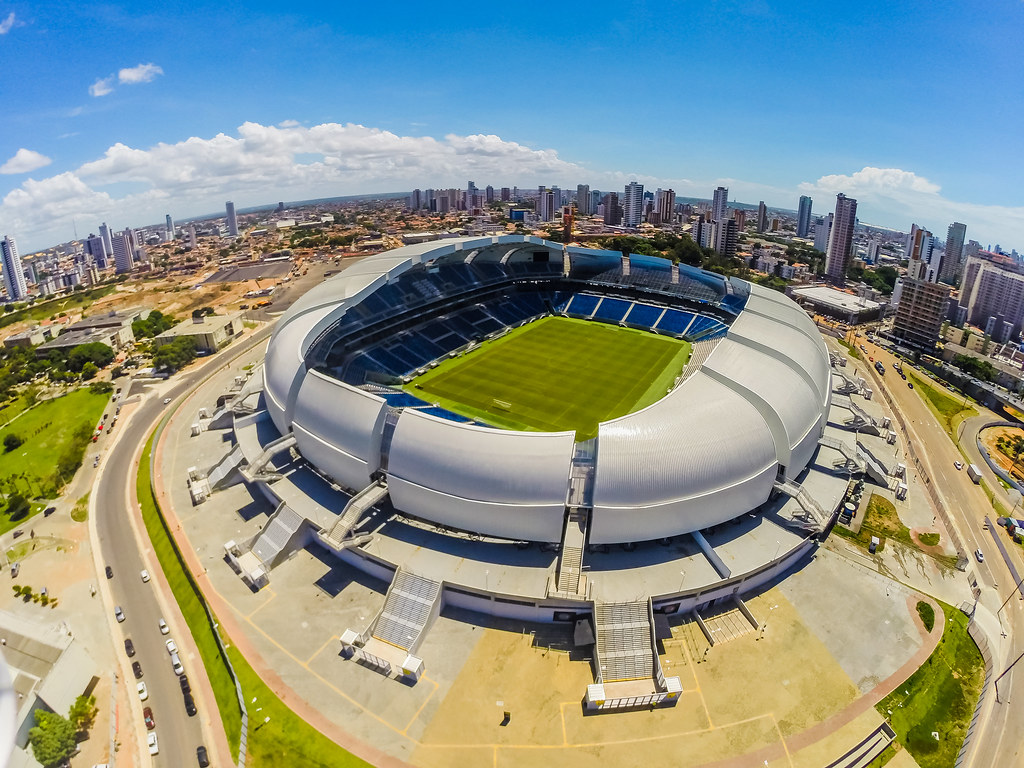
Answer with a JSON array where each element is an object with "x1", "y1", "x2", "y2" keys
[{"x1": 0, "y1": 1, "x2": 1022, "y2": 252}]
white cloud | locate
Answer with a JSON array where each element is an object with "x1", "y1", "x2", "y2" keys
[
  {"x1": 0, "y1": 121, "x2": 586, "y2": 252},
  {"x1": 799, "y1": 166, "x2": 1024, "y2": 247},
  {"x1": 89, "y1": 76, "x2": 114, "y2": 97},
  {"x1": 0, "y1": 149, "x2": 52, "y2": 175},
  {"x1": 0, "y1": 12, "x2": 15, "y2": 34},
  {"x1": 118, "y1": 63, "x2": 163, "y2": 85}
]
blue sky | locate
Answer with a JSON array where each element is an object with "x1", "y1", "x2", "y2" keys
[{"x1": 1, "y1": 0, "x2": 1022, "y2": 253}]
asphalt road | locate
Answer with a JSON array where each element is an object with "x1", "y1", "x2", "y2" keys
[
  {"x1": 94, "y1": 323, "x2": 274, "y2": 767},
  {"x1": 852, "y1": 337, "x2": 1024, "y2": 767}
]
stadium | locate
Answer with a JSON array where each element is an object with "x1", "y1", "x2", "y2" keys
[{"x1": 199, "y1": 234, "x2": 890, "y2": 709}]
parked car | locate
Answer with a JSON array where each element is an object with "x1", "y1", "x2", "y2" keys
[
  {"x1": 171, "y1": 652, "x2": 184, "y2": 676},
  {"x1": 158, "y1": 618, "x2": 169, "y2": 635},
  {"x1": 184, "y1": 691, "x2": 197, "y2": 716},
  {"x1": 43, "y1": 506, "x2": 56, "y2": 517},
  {"x1": 196, "y1": 745, "x2": 210, "y2": 767},
  {"x1": 137, "y1": 681, "x2": 148, "y2": 701},
  {"x1": 179, "y1": 674, "x2": 191, "y2": 694},
  {"x1": 124, "y1": 638, "x2": 135, "y2": 657},
  {"x1": 147, "y1": 732, "x2": 159, "y2": 755},
  {"x1": 105, "y1": 566, "x2": 113, "y2": 579},
  {"x1": 10, "y1": 563, "x2": 19, "y2": 578},
  {"x1": 165, "y1": 638, "x2": 177, "y2": 655},
  {"x1": 132, "y1": 661, "x2": 143, "y2": 679},
  {"x1": 12, "y1": 530, "x2": 23, "y2": 539},
  {"x1": 114, "y1": 606, "x2": 125, "y2": 623},
  {"x1": 143, "y1": 707, "x2": 155, "y2": 730}
]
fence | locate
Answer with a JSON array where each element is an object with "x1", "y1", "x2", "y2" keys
[{"x1": 956, "y1": 620, "x2": 994, "y2": 767}]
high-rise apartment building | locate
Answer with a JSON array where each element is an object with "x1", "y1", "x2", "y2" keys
[
  {"x1": 537, "y1": 188, "x2": 556, "y2": 222},
  {"x1": 655, "y1": 189, "x2": 676, "y2": 224},
  {"x1": 941, "y1": 222, "x2": 967, "y2": 284},
  {"x1": 891, "y1": 276, "x2": 950, "y2": 351},
  {"x1": 824, "y1": 194, "x2": 857, "y2": 286},
  {"x1": 733, "y1": 209, "x2": 747, "y2": 230},
  {"x1": 98, "y1": 223, "x2": 114, "y2": 256},
  {"x1": 500, "y1": 187, "x2": 511, "y2": 202},
  {"x1": 622, "y1": 182, "x2": 644, "y2": 228},
  {"x1": 226, "y1": 201, "x2": 239, "y2": 237},
  {"x1": 485, "y1": 185, "x2": 495, "y2": 203},
  {"x1": 711, "y1": 186, "x2": 728, "y2": 223},
  {"x1": 796, "y1": 196, "x2": 813, "y2": 238},
  {"x1": 111, "y1": 228, "x2": 137, "y2": 274},
  {"x1": 602, "y1": 193, "x2": 622, "y2": 226},
  {"x1": 713, "y1": 218, "x2": 738, "y2": 259},
  {"x1": 408, "y1": 189, "x2": 423, "y2": 210},
  {"x1": 1, "y1": 235, "x2": 29, "y2": 301},
  {"x1": 959, "y1": 253, "x2": 1024, "y2": 338},
  {"x1": 576, "y1": 185, "x2": 591, "y2": 216},
  {"x1": 165, "y1": 214, "x2": 175, "y2": 240},
  {"x1": 814, "y1": 215, "x2": 832, "y2": 253},
  {"x1": 756, "y1": 201, "x2": 768, "y2": 233}
]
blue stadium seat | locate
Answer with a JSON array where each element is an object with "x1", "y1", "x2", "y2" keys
[
  {"x1": 656, "y1": 309, "x2": 696, "y2": 335},
  {"x1": 566, "y1": 293, "x2": 600, "y2": 317},
  {"x1": 624, "y1": 302, "x2": 663, "y2": 329},
  {"x1": 593, "y1": 297, "x2": 632, "y2": 323}
]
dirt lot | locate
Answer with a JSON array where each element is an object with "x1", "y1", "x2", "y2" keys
[{"x1": 979, "y1": 424, "x2": 1024, "y2": 481}]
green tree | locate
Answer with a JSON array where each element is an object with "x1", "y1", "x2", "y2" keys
[
  {"x1": 68, "y1": 693, "x2": 98, "y2": 734},
  {"x1": 3, "y1": 433, "x2": 23, "y2": 452},
  {"x1": 6, "y1": 493, "x2": 29, "y2": 520},
  {"x1": 80, "y1": 362, "x2": 99, "y2": 380},
  {"x1": 28, "y1": 709, "x2": 77, "y2": 767},
  {"x1": 66, "y1": 342, "x2": 114, "y2": 373}
]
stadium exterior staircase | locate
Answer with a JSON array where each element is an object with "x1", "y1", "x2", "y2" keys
[
  {"x1": 369, "y1": 568, "x2": 443, "y2": 654},
  {"x1": 249, "y1": 503, "x2": 307, "y2": 569},
  {"x1": 240, "y1": 433, "x2": 296, "y2": 482},
  {"x1": 773, "y1": 479, "x2": 829, "y2": 531},
  {"x1": 319, "y1": 480, "x2": 389, "y2": 550},
  {"x1": 593, "y1": 600, "x2": 656, "y2": 683},
  {"x1": 207, "y1": 444, "x2": 245, "y2": 490},
  {"x1": 830, "y1": 394, "x2": 889, "y2": 436},
  {"x1": 818, "y1": 435, "x2": 891, "y2": 486}
]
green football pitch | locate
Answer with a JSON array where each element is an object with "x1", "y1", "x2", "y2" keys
[{"x1": 404, "y1": 316, "x2": 691, "y2": 440}]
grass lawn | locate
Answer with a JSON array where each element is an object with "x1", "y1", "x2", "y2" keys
[
  {"x1": 406, "y1": 316, "x2": 690, "y2": 440},
  {"x1": 71, "y1": 493, "x2": 89, "y2": 522},
  {"x1": 875, "y1": 603, "x2": 984, "y2": 768},
  {"x1": 0, "y1": 392, "x2": 36, "y2": 429},
  {"x1": 137, "y1": 435, "x2": 370, "y2": 768},
  {"x1": 0, "y1": 388, "x2": 109, "y2": 498},
  {"x1": 905, "y1": 370, "x2": 977, "y2": 441},
  {"x1": 837, "y1": 338, "x2": 862, "y2": 360},
  {"x1": 833, "y1": 494, "x2": 958, "y2": 569}
]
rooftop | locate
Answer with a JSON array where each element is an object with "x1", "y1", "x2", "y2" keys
[{"x1": 792, "y1": 285, "x2": 883, "y2": 313}]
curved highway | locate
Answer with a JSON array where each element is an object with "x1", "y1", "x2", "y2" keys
[{"x1": 94, "y1": 323, "x2": 274, "y2": 766}]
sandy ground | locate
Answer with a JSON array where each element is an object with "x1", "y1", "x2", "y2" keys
[{"x1": 979, "y1": 424, "x2": 1024, "y2": 481}]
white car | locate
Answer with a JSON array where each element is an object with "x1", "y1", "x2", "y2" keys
[
  {"x1": 147, "y1": 732, "x2": 159, "y2": 755},
  {"x1": 137, "y1": 681, "x2": 148, "y2": 701},
  {"x1": 140, "y1": 570, "x2": 150, "y2": 583},
  {"x1": 975, "y1": 549, "x2": 985, "y2": 563},
  {"x1": 165, "y1": 638, "x2": 177, "y2": 655},
  {"x1": 163, "y1": 397, "x2": 172, "y2": 405},
  {"x1": 158, "y1": 618, "x2": 169, "y2": 635},
  {"x1": 954, "y1": 461, "x2": 964, "y2": 470}
]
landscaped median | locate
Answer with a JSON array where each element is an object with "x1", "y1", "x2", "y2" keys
[{"x1": 137, "y1": 433, "x2": 371, "y2": 768}]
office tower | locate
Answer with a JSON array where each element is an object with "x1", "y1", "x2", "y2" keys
[
  {"x1": 622, "y1": 182, "x2": 644, "y2": 228},
  {"x1": 225, "y1": 201, "x2": 238, "y2": 237},
  {"x1": 500, "y1": 187, "x2": 511, "y2": 202},
  {"x1": 165, "y1": 214, "x2": 174, "y2": 240},
  {"x1": 713, "y1": 218, "x2": 738, "y2": 259},
  {"x1": 814, "y1": 215, "x2": 832, "y2": 252},
  {"x1": 824, "y1": 193, "x2": 857, "y2": 286},
  {"x1": 485, "y1": 185, "x2": 494, "y2": 204},
  {"x1": 590, "y1": 190, "x2": 601, "y2": 214},
  {"x1": 711, "y1": 186, "x2": 728, "y2": 223},
  {"x1": 756, "y1": 201, "x2": 768, "y2": 233},
  {"x1": 654, "y1": 189, "x2": 676, "y2": 225},
  {"x1": 602, "y1": 193, "x2": 622, "y2": 226},
  {"x1": 1, "y1": 235, "x2": 29, "y2": 300},
  {"x1": 408, "y1": 189, "x2": 422, "y2": 210},
  {"x1": 941, "y1": 222, "x2": 967, "y2": 284},
  {"x1": 98, "y1": 223, "x2": 114, "y2": 256},
  {"x1": 797, "y1": 196, "x2": 813, "y2": 238},
  {"x1": 467, "y1": 181, "x2": 478, "y2": 199},
  {"x1": 111, "y1": 229, "x2": 137, "y2": 274},
  {"x1": 576, "y1": 185, "x2": 591, "y2": 216}
]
